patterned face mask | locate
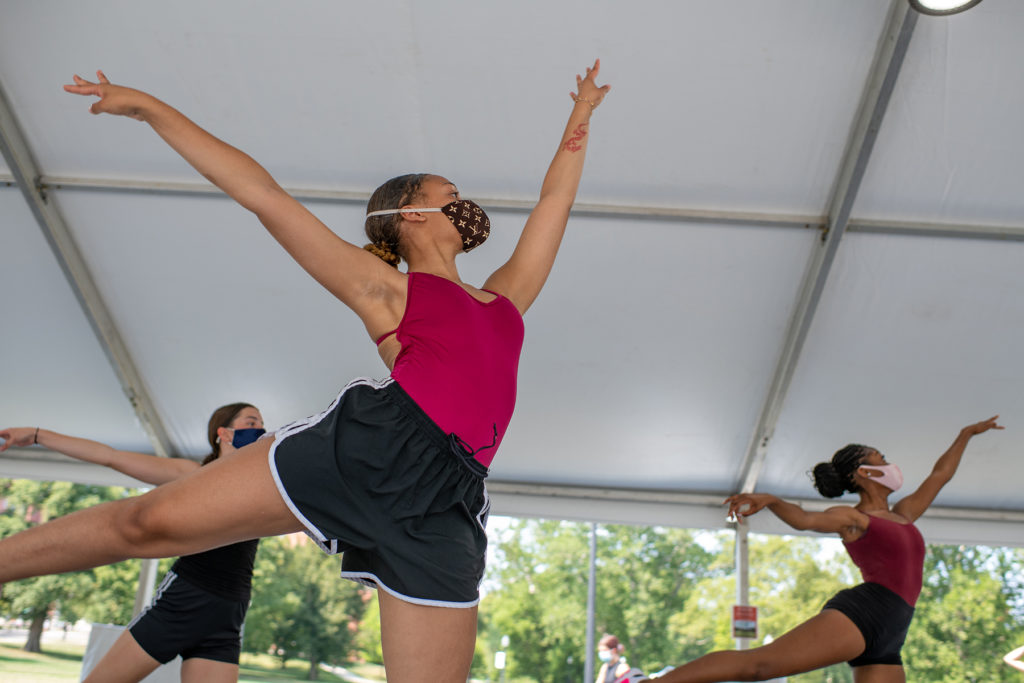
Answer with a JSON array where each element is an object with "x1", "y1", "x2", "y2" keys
[{"x1": 366, "y1": 199, "x2": 491, "y2": 252}]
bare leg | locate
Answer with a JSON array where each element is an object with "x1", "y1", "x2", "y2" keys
[
  {"x1": 181, "y1": 657, "x2": 241, "y2": 683},
  {"x1": 853, "y1": 663, "x2": 906, "y2": 683},
  {"x1": 378, "y1": 590, "x2": 478, "y2": 683},
  {"x1": 0, "y1": 438, "x2": 303, "y2": 582},
  {"x1": 82, "y1": 630, "x2": 160, "y2": 683},
  {"x1": 657, "y1": 609, "x2": 865, "y2": 683}
]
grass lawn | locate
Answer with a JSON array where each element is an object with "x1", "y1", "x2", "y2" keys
[
  {"x1": 0, "y1": 642, "x2": 384, "y2": 682},
  {"x1": 0, "y1": 641, "x2": 85, "y2": 683}
]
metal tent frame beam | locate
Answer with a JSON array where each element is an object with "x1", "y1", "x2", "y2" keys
[
  {"x1": 0, "y1": 84, "x2": 175, "y2": 460},
  {"x1": 736, "y1": 0, "x2": 918, "y2": 495},
  {"x1": 0, "y1": 80, "x2": 175, "y2": 615},
  {"x1": 6, "y1": 173, "x2": 1023, "y2": 242}
]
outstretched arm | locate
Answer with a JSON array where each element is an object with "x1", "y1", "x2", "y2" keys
[
  {"x1": 63, "y1": 72, "x2": 400, "y2": 327},
  {"x1": 0, "y1": 426, "x2": 197, "y2": 486},
  {"x1": 1004, "y1": 644, "x2": 1024, "y2": 672},
  {"x1": 484, "y1": 60, "x2": 611, "y2": 314},
  {"x1": 894, "y1": 415, "x2": 1003, "y2": 522},
  {"x1": 725, "y1": 493, "x2": 869, "y2": 538}
]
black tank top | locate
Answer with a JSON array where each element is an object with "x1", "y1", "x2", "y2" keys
[{"x1": 170, "y1": 538, "x2": 259, "y2": 602}]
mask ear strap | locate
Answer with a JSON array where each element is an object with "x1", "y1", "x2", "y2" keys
[{"x1": 366, "y1": 208, "x2": 442, "y2": 218}]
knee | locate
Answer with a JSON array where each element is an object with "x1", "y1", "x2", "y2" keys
[{"x1": 112, "y1": 495, "x2": 176, "y2": 552}]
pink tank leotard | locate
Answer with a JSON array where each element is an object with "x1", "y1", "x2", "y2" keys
[
  {"x1": 843, "y1": 514, "x2": 926, "y2": 606},
  {"x1": 377, "y1": 272, "x2": 524, "y2": 467}
]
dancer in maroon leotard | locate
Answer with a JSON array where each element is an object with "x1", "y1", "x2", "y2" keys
[
  {"x1": 647, "y1": 416, "x2": 1001, "y2": 683},
  {"x1": 0, "y1": 60, "x2": 609, "y2": 683}
]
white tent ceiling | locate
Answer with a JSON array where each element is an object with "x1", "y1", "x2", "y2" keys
[{"x1": 2, "y1": 0, "x2": 1022, "y2": 547}]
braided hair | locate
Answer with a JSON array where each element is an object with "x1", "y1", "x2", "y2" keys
[
  {"x1": 811, "y1": 444, "x2": 874, "y2": 498},
  {"x1": 363, "y1": 173, "x2": 429, "y2": 268}
]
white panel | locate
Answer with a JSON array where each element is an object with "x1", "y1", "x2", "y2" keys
[
  {"x1": 856, "y1": 0, "x2": 1024, "y2": 225},
  {"x1": 0, "y1": 0, "x2": 888, "y2": 215},
  {"x1": 763, "y1": 232, "x2": 1024, "y2": 511},
  {"x1": 0, "y1": 188, "x2": 151, "y2": 452},
  {"x1": 491, "y1": 216, "x2": 815, "y2": 491}
]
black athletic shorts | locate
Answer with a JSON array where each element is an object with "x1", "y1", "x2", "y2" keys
[
  {"x1": 269, "y1": 377, "x2": 490, "y2": 608},
  {"x1": 822, "y1": 582, "x2": 915, "y2": 667},
  {"x1": 128, "y1": 571, "x2": 248, "y2": 664}
]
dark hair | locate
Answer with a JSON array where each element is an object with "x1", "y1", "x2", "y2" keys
[
  {"x1": 598, "y1": 634, "x2": 623, "y2": 653},
  {"x1": 812, "y1": 444, "x2": 874, "y2": 498},
  {"x1": 363, "y1": 173, "x2": 430, "y2": 268},
  {"x1": 201, "y1": 402, "x2": 257, "y2": 466}
]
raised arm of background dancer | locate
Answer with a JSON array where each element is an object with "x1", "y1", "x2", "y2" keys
[
  {"x1": 62, "y1": 72, "x2": 399, "y2": 323},
  {"x1": 484, "y1": 60, "x2": 610, "y2": 314},
  {"x1": 1003, "y1": 644, "x2": 1024, "y2": 672},
  {"x1": 0, "y1": 426, "x2": 198, "y2": 486},
  {"x1": 893, "y1": 415, "x2": 1002, "y2": 522},
  {"x1": 725, "y1": 493, "x2": 869, "y2": 535}
]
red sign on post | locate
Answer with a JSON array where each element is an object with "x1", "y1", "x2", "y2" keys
[{"x1": 732, "y1": 605, "x2": 758, "y2": 639}]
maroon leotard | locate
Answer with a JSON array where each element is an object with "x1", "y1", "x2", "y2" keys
[
  {"x1": 378, "y1": 272, "x2": 524, "y2": 467},
  {"x1": 843, "y1": 514, "x2": 926, "y2": 606}
]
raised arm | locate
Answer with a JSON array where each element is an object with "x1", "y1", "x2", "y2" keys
[
  {"x1": 484, "y1": 60, "x2": 611, "y2": 314},
  {"x1": 893, "y1": 415, "x2": 1003, "y2": 522},
  {"x1": 63, "y1": 72, "x2": 401, "y2": 327},
  {"x1": 726, "y1": 493, "x2": 869, "y2": 540},
  {"x1": 0, "y1": 426, "x2": 197, "y2": 486}
]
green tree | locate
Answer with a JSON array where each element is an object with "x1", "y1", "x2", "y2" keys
[
  {"x1": 480, "y1": 519, "x2": 719, "y2": 682},
  {"x1": 904, "y1": 545, "x2": 1024, "y2": 682},
  {"x1": 245, "y1": 536, "x2": 368, "y2": 680},
  {"x1": 0, "y1": 478, "x2": 140, "y2": 652}
]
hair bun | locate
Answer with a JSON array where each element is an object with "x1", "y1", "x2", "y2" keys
[{"x1": 812, "y1": 462, "x2": 847, "y2": 498}]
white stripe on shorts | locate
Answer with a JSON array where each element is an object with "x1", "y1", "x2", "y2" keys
[{"x1": 126, "y1": 570, "x2": 178, "y2": 629}]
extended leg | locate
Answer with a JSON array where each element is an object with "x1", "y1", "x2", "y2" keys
[
  {"x1": 656, "y1": 609, "x2": 865, "y2": 682},
  {"x1": 378, "y1": 590, "x2": 478, "y2": 683},
  {"x1": 0, "y1": 438, "x2": 302, "y2": 582}
]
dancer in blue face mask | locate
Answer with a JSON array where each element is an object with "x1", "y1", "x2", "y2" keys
[{"x1": 0, "y1": 402, "x2": 265, "y2": 683}]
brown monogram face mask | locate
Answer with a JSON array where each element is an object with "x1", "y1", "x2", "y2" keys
[{"x1": 366, "y1": 199, "x2": 491, "y2": 252}]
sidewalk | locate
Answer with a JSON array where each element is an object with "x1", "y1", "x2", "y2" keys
[{"x1": 0, "y1": 622, "x2": 91, "y2": 647}]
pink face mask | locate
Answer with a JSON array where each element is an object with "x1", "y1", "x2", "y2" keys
[{"x1": 859, "y1": 463, "x2": 903, "y2": 492}]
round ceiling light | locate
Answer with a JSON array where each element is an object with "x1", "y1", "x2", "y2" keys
[{"x1": 908, "y1": 0, "x2": 984, "y2": 15}]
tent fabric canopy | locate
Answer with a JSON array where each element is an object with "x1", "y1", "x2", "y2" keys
[{"x1": 2, "y1": 0, "x2": 1022, "y2": 547}]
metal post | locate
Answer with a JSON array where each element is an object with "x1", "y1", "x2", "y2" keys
[
  {"x1": 132, "y1": 559, "x2": 159, "y2": 616},
  {"x1": 585, "y1": 522, "x2": 597, "y2": 683},
  {"x1": 734, "y1": 522, "x2": 750, "y2": 650}
]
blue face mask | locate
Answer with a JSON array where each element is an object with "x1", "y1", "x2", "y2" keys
[
  {"x1": 598, "y1": 651, "x2": 613, "y2": 663},
  {"x1": 232, "y1": 428, "x2": 266, "y2": 448}
]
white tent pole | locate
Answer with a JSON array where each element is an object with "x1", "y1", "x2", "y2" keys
[
  {"x1": 734, "y1": 521, "x2": 750, "y2": 650},
  {"x1": 8, "y1": 176, "x2": 1024, "y2": 242},
  {"x1": 585, "y1": 521, "x2": 597, "y2": 683}
]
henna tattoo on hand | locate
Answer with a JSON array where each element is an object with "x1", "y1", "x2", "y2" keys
[{"x1": 561, "y1": 123, "x2": 588, "y2": 152}]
